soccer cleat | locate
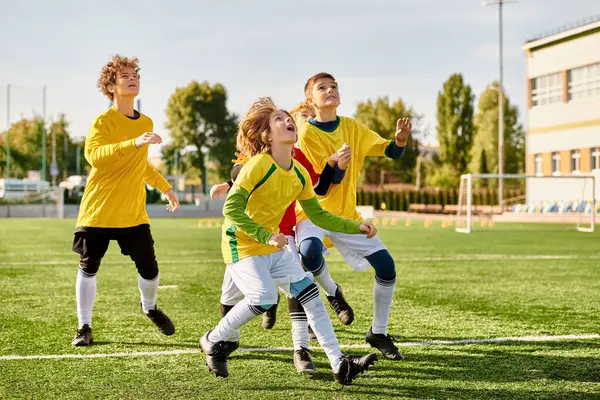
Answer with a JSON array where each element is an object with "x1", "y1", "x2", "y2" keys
[
  {"x1": 262, "y1": 293, "x2": 280, "y2": 329},
  {"x1": 142, "y1": 304, "x2": 175, "y2": 336},
  {"x1": 198, "y1": 337, "x2": 239, "y2": 359},
  {"x1": 366, "y1": 327, "x2": 403, "y2": 360},
  {"x1": 326, "y1": 284, "x2": 354, "y2": 325},
  {"x1": 200, "y1": 331, "x2": 229, "y2": 378},
  {"x1": 71, "y1": 324, "x2": 93, "y2": 346},
  {"x1": 224, "y1": 341, "x2": 239, "y2": 358},
  {"x1": 333, "y1": 353, "x2": 378, "y2": 385},
  {"x1": 293, "y1": 347, "x2": 316, "y2": 374},
  {"x1": 308, "y1": 325, "x2": 318, "y2": 342}
]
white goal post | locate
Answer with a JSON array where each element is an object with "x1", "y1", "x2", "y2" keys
[
  {"x1": 455, "y1": 173, "x2": 596, "y2": 233},
  {"x1": 0, "y1": 186, "x2": 64, "y2": 219}
]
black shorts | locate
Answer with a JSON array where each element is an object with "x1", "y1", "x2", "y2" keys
[{"x1": 72, "y1": 224, "x2": 156, "y2": 261}]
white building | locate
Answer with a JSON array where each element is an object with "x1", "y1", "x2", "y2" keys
[{"x1": 523, "y1": 16, "x2": 600, "y2": 203}]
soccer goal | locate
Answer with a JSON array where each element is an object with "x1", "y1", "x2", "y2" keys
[
  {"x1": 455, "y1": 173, "x2": 596, "y2": 233},
  {"x1": 0, "y1": 186, "x2": 64, "y2": 219}
]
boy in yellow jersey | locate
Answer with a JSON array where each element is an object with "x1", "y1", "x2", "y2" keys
[
  {"x1": 200, "y1": 97, "x2": 377, "y2": 384},
  {"x1": 71, "y1": 55, "x2": 180, "y2": 346},
  {"x1": 296, "y1": 72, "x2": 412, "y2": 361}
]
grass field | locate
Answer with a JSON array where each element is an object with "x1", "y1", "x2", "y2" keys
[{"x1": 1, "y1": 218, "x2": 599, "y2": 399}]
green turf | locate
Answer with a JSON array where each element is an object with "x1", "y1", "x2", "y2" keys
[{"x1": 0, "y1": 218, "x2": 599, "y2": 399}]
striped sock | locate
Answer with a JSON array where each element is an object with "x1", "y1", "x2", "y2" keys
[
  {"x1": 296, "y1": 283, "x2": 343, "y2": 373},
  {"x1": 209, "y1": 299, "x2": 263, "y2": 343},
  {"x1": 288, "y1": 297, "x2": 309, "y2": 351}
]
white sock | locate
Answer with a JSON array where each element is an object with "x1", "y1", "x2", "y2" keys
[
  {"x1": 314, "y1": 260, "x2": 338, "y2": 297},
  {"x1": 288, "y1": 298, "x2": 309, "y2": 351},
  {"x1": 76, "y1": 268, "x2": 96, "y2": 329},
  {"x1": 372, "y1": 275, "x2": 396, "y2": 335},
  {"x1": 138, "y1": 273, "x2": 159, "y2": 313},
  {"x1": 210, "y1": 299, "x2": 261, "y2": 343},
  {"x1": 297, "y1": 284, "x2": 343, "y2": 373}
]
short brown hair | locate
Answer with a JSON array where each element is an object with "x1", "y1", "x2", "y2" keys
[
  {"x1": 236, "y1": 97, "x2": 296, "y2": 157},
  {"x1": 289, "y1": 100, "x2": 315, "y2": 118},
  {"x1": 97, "y1": 55, "x2": 140, "y2": 101},
  {"x1": 304, "y1": 72, "x2": 336, "y2": 99}
]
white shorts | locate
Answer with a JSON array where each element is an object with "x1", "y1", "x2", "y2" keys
[
  {"x1": 296, "y1": 219, "x2": 387, "y2": 272},
  {"x1": 220, "y1": 236, "x2": 307, "y2": 306}
]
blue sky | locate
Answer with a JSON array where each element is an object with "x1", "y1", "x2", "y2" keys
[{"x1": 1, "y1": 0, "x2": 599, "y2": 158}]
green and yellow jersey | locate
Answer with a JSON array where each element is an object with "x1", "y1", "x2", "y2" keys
[
  {"x1": 221, "y1": 153, "x2": 361, "y2": 264},
  {"x1": 76, "y1": 106, "x2": 172, "y2": 229}
]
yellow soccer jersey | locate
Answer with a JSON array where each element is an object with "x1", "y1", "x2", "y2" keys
[
  {"x1": 296, "y1": 116, "x2": 392, "y2": 222},
  {"x1": 76, "y1": 106, "x2": 172, "y2": 229},
  {"x1": 221, "y1": 154, "x2": 315, "y2": 263}
]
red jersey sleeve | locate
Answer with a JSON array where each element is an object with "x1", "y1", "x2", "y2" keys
[{"x1": 293, "y1": 146, "x2": 320, "y2": 186}]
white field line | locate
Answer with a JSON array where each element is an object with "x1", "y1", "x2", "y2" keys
[
  {"x1": 0, "y1": 254, "x2": 591, "y2": 267},
  {"x1": 1, "y1": 334, "x2": 598, "y2": 361}
]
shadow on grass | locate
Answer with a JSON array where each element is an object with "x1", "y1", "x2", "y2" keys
[{"x1": 230, "y1": 340, "x2": 599, "y2": 399}]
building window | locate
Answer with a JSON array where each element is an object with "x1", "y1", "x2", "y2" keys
[
  {"x1": 592, "y1": 147, "x2": 600, "y2": 171},
  {"x1": 568, "y1": 62, "x2": 600, "y2": 102},
  {"x1": 571, "y1": 150, "x2": 580, "y2": 174},
  {"x1": 531, "y1": 72, "x2": 563, "y2": 107},
  {"x1": 534, "y1": 154, "x2": 543, "y2": 176},
  {"x1": 551, "y1": 152, "x2": 561, "y2": 176}
]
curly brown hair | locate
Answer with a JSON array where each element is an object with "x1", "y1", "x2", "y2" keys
[
  {"x1": 236, "y1": 97, "x2": 296, "y2": 157},
  {"x1": 97, "y1": 55, "x2": 140, "y2": 101}
]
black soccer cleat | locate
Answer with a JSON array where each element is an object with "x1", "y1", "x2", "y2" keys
[
  {"x1": 262, "y1": 293, "x2": 280, "y2": 329},
  {"x1": 72, "y1": 324, "x2": 93, "y2": 346},
  {"x1": 366, "y1": 327, "x2": 403, "y2": 360},
  {"x1": 142, "y1": 304, "x2": 175, "y2": 336},
  {"x1": 333, "y1": 353, "x2": 378, "y2": 385},
  {"x1": 293, "y1": 347, "x2": 316, "y2": 374},
  {"x1": 198, "y1": 339, "x2": 239, "y2": 359},
  {"x1": 326, "y1": 284, "x2": 354, "y2": 325},
  {"x1": 200, "y1": 331, "x2": 229, "y2": 378},
  {"x1": 308, "y1": 325, "x2": 318, "y2": 342}
]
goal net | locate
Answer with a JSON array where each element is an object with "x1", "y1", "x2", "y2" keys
[
  {"x1": 455, "y1": 173, "x2": 596, "y2": 233},
  {"x1": 0, "y1": 187, "x2": 64, "y2": 219}
]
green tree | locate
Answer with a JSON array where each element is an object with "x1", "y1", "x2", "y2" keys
[
  {"x1": 164, "y1": 81, "x2": 238, "y2": 184},
  {"x1": 354, "y1": 96, "x2": 422, "y2": 184},
  {"x1": 470, "y1": 82, "x2": 525, "y2": 180},
  {"x1": 436, "y1": 73, "x2": 475, "y2": 178},
  {"x1": 0, "y1": 114, "x2": 86, "y2": 180}
]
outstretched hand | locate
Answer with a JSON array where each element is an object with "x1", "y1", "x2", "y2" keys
[
  {"x1": 135, "y1": 132, "x2": 163, "y2": 149},
  {"x1": 164, "y1": 189, "x2": 180, "y2": 212},
  {"x1": 395, "y1": 118, "x2": 412, "y2": 147},
  {"x1": 210, "y1": 182, "x2": 230, "y2": 200}
]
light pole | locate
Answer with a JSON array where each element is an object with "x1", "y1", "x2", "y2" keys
[
  {"x1": 6, "y1": 84, "x2": 10, "y2": 178},
  {"x1": 42, "y1": 86, "x2": 47, "y2": 182},
  {"x1": 483, "y1": 0, "x2": 516, "y2": 211}
]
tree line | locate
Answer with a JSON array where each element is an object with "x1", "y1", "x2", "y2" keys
[{"x1": 0, "y1": 73, "x2": 524, "y2": 189}]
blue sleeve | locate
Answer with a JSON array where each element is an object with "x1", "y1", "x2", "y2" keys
[
  {"x1": 331, "y1": 164, "x2": 346, "y2": 184},
  {"x1": 385, "y1": 142, "x2": 406, "y2": 159},
  {"x1": 314, "y1": 163, "x2": 335, "y2": 196}
]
